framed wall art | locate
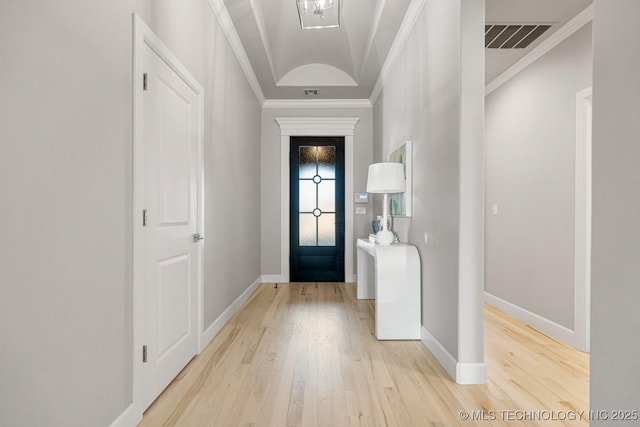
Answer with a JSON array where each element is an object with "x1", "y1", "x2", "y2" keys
[{"x1": 387, "y1": 140, "x2": 412, "y2": 217}]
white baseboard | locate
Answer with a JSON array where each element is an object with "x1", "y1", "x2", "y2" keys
[
  {"x1": 261, "y1": 274, "x2": 356, "y2": 283},
  {"x1": 421, "y1": 326, "x2": 457, "y2": 380},
  {"x1": 261, "y1": 275, "x2": 356, "y2": 283},
  {"x1": 484, "y1": 291, "x2": 578, "y2": 347},
  {"x1": 200, "y1": 276, "x2": 262, "y2": 350},
  {"x1": 108, "y1": 403, "x2": 141, "y2": 427},
  {"x1": 261, "y1": 274, "x2": 286, "y2": 283},
  {"x1": 113, "y1": 278, "x2": 262, "y2": 427},
  {"x1": 456, "y1": 362, "x2": 487, "y2": 385},
  {"x1": 421, "y1": 326, "x2": 487, "y2": 385}
]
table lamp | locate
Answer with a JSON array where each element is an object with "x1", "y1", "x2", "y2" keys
[{"x1": 366, "y1": 162, "x2": 406, "y2": 245}]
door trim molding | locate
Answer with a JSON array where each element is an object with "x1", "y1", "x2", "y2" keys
[
  {"x1": 275, "y1": 117, "x2": 359, "y2": 282},
  {"x1": 132, "y1": 13, "x2": 205, "y2": 415},
  {"x1": 574, "y1": 86, "x2": 592, "y2": 352}
]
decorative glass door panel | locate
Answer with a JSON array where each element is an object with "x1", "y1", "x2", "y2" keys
[
  {"x1": 290, "y1": 137, "x2": 344, "y2": 282},
  {"x1": 298, "y1": 146, "x2": 336, "y2": 246}
]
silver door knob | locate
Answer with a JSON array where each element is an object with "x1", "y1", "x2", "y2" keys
[{"x1": 192, "y1": 233, "x2": 204, "y2": 243}]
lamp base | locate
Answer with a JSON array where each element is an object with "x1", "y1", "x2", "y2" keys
[{"x1": 376, "y1": 230, "x2": 394, "y2": 246}]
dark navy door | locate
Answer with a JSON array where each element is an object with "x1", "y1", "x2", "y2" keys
[{"x1": 290, "y1": 137, "x2": 345, "y2": 282}]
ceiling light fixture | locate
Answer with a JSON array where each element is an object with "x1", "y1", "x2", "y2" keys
[{"x1": 297, "y1": 0, "x2": 340, "y2": 30}]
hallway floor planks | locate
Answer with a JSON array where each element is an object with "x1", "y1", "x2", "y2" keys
[{"x1": 140, "y1": 283, "x2": 589, "y2": 426}]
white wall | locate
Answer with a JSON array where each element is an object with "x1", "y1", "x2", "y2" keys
[
  {"x1": 0, "y1": 1, "x2": 261, "y2": 425},
  {"x1": 260, "y1": 106, "x2": 373, "y2": 278},
  {"x1": 372, "y1": 0, "x2": 485, "y2": 382},
  {"x1": 485, "y1": 25, "x2": 593, "y2": 330},
  {"x1": 590, "y1": 0, "x2": 640, "y2": 420}
]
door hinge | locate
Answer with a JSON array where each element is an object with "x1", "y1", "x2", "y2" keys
[
  {"x1": 143, "y1": 73, "x2": 148, "y2": 91},
  {"x1": 142, "y1": 345, "x2": 148, "y2": 363},
  {"x1": 142, "y1": 209, "x2": 148, "y2": 227}
]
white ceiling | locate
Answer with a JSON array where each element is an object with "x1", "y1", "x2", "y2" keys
[
  {"x1": 223, "y1": 0, "x2": 412, "y2": 99},
  {"x1": 223, "y1": 0, "x2": 592, "y2": 100}
]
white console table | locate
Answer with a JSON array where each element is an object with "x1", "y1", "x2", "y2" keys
[{"x1": 356, "y1": 239, "x2": 421, "y2": 340}]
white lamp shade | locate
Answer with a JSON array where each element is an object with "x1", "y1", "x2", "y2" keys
[{"x1": 366, "y1": 162, "x2": 406, "y2": 194}]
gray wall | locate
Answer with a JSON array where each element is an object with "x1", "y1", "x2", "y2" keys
[
  {"x1": 485, "y1": 24, "x2": 593, "y2": 330},
  {"x1": 372, "y1": 0, "x2": 485, "y2": 365},
  {"x1": 260, "y1": 107, "x2": 373, "y2": 277},
  {"x1": 151, "y1": 1, "x2": 263, "y2": 327},
  {"x1": 0, "y1": 0, "x2": 261, "y2": 425},
  {"x1": 590, "y1": 0, "x2": 640, "y2": 421}
]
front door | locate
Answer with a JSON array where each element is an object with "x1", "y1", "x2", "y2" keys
[
  {"x1": 290, "y1": 137, "x2": 345, "y2": 282},
  {"x1": 139, "y1": 39, "x2": 201, "y2": 409}
]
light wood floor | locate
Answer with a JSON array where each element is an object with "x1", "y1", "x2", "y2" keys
[{"x1": 140, "y1": 283, "x2": 589, "y2": 426}]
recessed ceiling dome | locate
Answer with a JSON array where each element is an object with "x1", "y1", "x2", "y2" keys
[{"x1": 277, "y1": 63, "x2": 357, "y2": 87}]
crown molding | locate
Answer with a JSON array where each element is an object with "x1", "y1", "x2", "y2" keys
[
  {"x1": 206, "y1": 0, "x2": 266, "y2": 105},
  {"x1": 369, "y1": 0, "x2": 428, "y2": 105},
  {"x1": 275, "y1": 117, "x2": 360, "y2": 136},
  {"x1": 485, "y1": 5, "x2": 593, "y2": 96},
  {"x1": 263, "y1": 99, "x2": 372, "y2": 109}
]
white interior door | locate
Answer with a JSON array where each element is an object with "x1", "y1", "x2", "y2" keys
[{"x1": 139, "y1": 37, "x2": 202, "y2": 409}]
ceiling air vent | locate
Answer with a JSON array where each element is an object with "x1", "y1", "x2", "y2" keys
[
  {"x1": 304, "y1": 88, "x2": 319, "y2": 96},
  {"x1": 485, "y1": 24, "x2": 551, "y2": 49}
]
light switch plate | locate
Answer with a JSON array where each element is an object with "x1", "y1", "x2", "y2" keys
[
  {"x1": 356, "y1": 207, "x2": 366, "y2": 215},
  {"x1": 354, "y1": 193, "x2": 368, "y2": 204}
]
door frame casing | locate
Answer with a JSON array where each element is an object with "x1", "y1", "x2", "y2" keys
[
  {"x1": 574, "y1": 86, "x2": 592, "y2": 352},
  {"x1": 275, "y1": 117, "x2": 359, "y2": 282},
  {"x1": 132, "y1": 13, "x2": 205, "y2": 413}
]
